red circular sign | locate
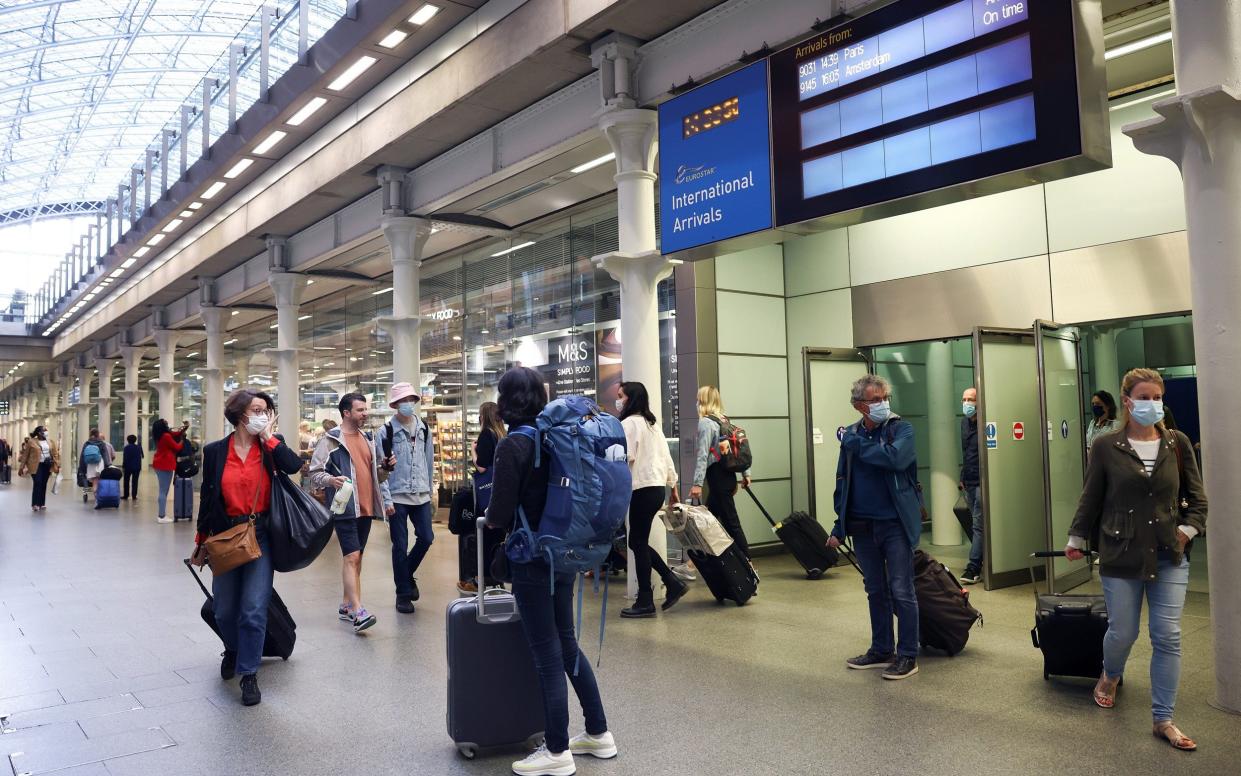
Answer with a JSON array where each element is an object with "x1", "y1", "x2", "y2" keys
[{"x1": 1013, "y1": 422, "x2": 1025, "y2": 441}]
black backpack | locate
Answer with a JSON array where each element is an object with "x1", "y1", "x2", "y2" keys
[
  {"x1": 175, "y1": 441, "x2": 200, "y2": 478},
  {"x1": 709, "y1": 415, "x2": 753, "y2": 474}
]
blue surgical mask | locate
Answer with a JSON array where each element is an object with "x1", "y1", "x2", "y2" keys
[
  {"x1": 867, "y1": 400, "x2": 891, "y2": 424},
  {"x1": 962, "y1": 402, "x2": 977, "y2": 418},
  {"x1": 1129, "y1": 399, "x2": 1164, "y2": 427},
  {"x1": 397, "y1": 402, "x2": 417, "y2": 418}
]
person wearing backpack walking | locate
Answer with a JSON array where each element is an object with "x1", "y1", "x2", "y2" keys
[
  {"x1": 376, "y1": 382, "x2": 436, "y2": 614},
  {"x1": 78, "y1": 428, "x2": 111, "y2": 494},
  {"x1": 689, "y1": 385, "x2": 752, "y2": 559},
  {"x1": 486, "y1": 367, "x2": 617, "y2": 776},
  {"x1": 616, "y1": 381, "x2": 688, "y2": 618}
]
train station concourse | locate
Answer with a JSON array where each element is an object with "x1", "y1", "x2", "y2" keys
[{"x1": 1, "y1": 0, "x2": 1240, "y2": 774}]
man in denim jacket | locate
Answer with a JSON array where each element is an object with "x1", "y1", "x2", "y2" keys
[{"x1": 377, "y1": 383, "x2": 436, "y2": 614}]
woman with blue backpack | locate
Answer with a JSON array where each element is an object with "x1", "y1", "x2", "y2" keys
[{"x1": 486, "y1": 367, "x2": 617, "y2": 776}]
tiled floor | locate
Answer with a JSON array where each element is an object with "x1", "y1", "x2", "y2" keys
[{"x1": 1, "y1": 478, "x2": 1236, "y2": 775}]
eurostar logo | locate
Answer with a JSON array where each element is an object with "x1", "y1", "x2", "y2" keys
[{"x1": 675, "y1": 163, "x2": 717, "y2": 185}]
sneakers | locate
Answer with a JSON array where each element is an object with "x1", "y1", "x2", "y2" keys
[
  {"x1": 671, "y1": 563, "x2": 697, "y2": 582},
  {"x1": 156, "y1": 516, "x2": 173, "y2": 524},
  {"x1": 960, "y1": 568, "x2": 981, "y2": 585},
  {"x1": 883, "y1": 656, "x2": 919, "y2": 680},
  {"x1": 662, "y1": 580, "x2": 689, "y2": 612},
  {"x1": 457, "y1": 580, "x2": 478, "y2": 595},
  {"x1": 846, "y1": 651, "x2": 895, "y2": 670},
  {"x1": 352, "y1": 608, "x2": 377, "y2": 633},
  {"x1": 220, "y1": 650, "x2": 237, "y2": 681},
  {"x1": 396, "y1": 597, "x2": 415, "y2": 614},
  {"x1": 240, "y1": 673, "x2": 261, "y2": 706},
  {"x1": 409, "y1": 577, "x2": 421, "y2": 602},
  {"x1": 512, "y1": 744, "x2": 575, "y2": 776},
  {"x1": 338, "y1": 604, "x2": 354, "y2": 622},
  {"x1": 569, "y1": 731, "x2": 617, "y2": 759}
]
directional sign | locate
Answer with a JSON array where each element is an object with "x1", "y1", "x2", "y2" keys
[
  {"x1": 985, "y1": 421, "x2": 997, "y2": 450},
  {"x1": 1013, "y1": 421, "x2": 1025, "y2": 441}
]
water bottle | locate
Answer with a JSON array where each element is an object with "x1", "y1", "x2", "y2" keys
[{"x1": 330, "y1": 477, "x2": 354, "y2": 515}]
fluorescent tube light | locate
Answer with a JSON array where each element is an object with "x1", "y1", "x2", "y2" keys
[
  {"x1": 570, "y1": 152, "x2": 616, "y2": 174},
  {"x1": 253, "y1": 130, "x2": 287, "y2": 155},
  {"x1": 378, "y1": 29, "x2": 408, "y2": 48},
  {"x1": 231, "y1": 310, "x2": 240, "y2": 316},
  {"x1": 109, "y1": 269, "x2": 124, "y2": 278},
  {"x1": 202, "y1": 181, "x2": 226, "y2": 199},
  {"x1": 287, "y1": 97, "x2": 327, "y2": 126},
  {"x1": 188, "y1": 201, "x2": 203, "y2": 210},
  {"x1": 223, "y1": 159, "x2": 254, "y2": 179},
  {"x1": 179, "y1": 210, "x2": 193, "y2": 218},
  {"x1": 372, "y1": 287, "x2": 394, "y2": 296},
  {"x1": 327, "y1": 56, "x2": 377, "y2": 91},
  {"x1": 147, "y1": 234, "x2": 166, "y2": 246},
  {"x1": 121, "y1": 258, "x2": 137, "y2": 268},
  {"x1": 132, "y1": 247, "x2": 149, "y2": 258},
  {"x1": 409, "y1": 4, "x2": 440, "y2": 25},
  {"x1": 224, "y1": 339, "x2": 238, "y2": 346},
  {"x1": 161, "y1": 218, "x2": 183, "y2": 232},
  {"x1": 298, "y1": 314, "x2": 312, "y2": 320},
  {"x1": 1105, "y1": 30, "x2": 1172, "y2": 60},
  {"x1": 491, "y1": 240, "x2": 535, "y2": 257}
]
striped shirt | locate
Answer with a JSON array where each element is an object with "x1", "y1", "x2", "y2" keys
[{"x1": 1129, "y1": 438, "x2": 1161, "y2": 475}]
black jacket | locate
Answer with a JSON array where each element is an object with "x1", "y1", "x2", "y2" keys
[
  {"x1": 475, "y1": 428, "x2": 499, "y2": 470},
  {"x1": 197, "y1": 433, "x2": 303, "y2": 537},
  {"x1": 960, "y1": 417, "x2": 980, "y2": 487},
  {"x1": 485, "y1": 430, "x2": 548, "y2": 534}
]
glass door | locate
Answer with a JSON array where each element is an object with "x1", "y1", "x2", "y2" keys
[
  {"x1": 1036, "y1": 320, "x2": 1091, "y2": 593},
  {"x1": 803, "y1": 347, "x2": 871, "y2": 524}
]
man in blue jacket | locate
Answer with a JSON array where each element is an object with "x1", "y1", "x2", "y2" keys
[
  {"x1": 828, "y1": 374, "x2": 922, "y2": 680},
  {"x1": 377, "y1": 382, "x2": 436, "y2": 614}
]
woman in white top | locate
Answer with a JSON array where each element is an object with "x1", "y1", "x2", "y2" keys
[
  {"x1": 18, "y1": 426, "x2": 60, "y2": 511},
  {"x1": 1086, "y1": 390, "x2": 1119, "y2": 454},
  {"x1": 616, "y1": 382, "x2": 688, "y2": 618}
]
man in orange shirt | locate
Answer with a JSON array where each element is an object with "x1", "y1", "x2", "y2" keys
[{"x1": 309, "y1": 392, "x2": 393, "y2": 633}]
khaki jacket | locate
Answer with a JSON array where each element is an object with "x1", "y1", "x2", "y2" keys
[
  {"x1": 1069, "y1": 429, "x2": 1207, "y2": 581},
  {"x1": 19, "y1": 436, "x2": 60, "y2": 476}
]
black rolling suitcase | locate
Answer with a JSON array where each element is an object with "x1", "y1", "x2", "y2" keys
[
  {"x1": 1030, "y1": 551, "x2": 1108, "y2": 680},
  {"x1": 743, "y1": 487, "x2": 837, "y2": 579},
  {"x1": 447, "y1": 518, "x2": 545, "y2": 759},
  {"x1": 689, "y1": 545, "x2": 759, "y2": 606},
  {"x1": 913, "y1": 549, "x2": 982, "y2": 655},
  {"x1": 183, "y1": 559, "x2": 296, "y2": 661},
  {"x1": 174, "y1": 477, "x2": 195, "y2": 521}
]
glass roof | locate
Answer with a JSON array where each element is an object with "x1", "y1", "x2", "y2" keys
[{"x1": 0, "y1": 0, "x2": 341, "y2": 222}]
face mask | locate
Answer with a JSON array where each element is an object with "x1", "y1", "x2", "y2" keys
[
  {"x1": 962, "y1": 402, "x2": 977, "y2": 418},
  {"x1": 245, "y1": 413, "x2": 268, "y2": 435},
  {"x1": 397, "y1": 402, "x2": 417, "y2": 418},
  {"x1": 866, "y1": 400, "x2": 891, "y2": 424},
  {"x1": 1091, "y1": 405, "x2": 1105, "y2": 418},
  {"x1": 1129, "y1": 399, "x2": 1164, "y2": 428},
  {"x1": 615, "y1": 399, "x2": 625, "y2": 414}
]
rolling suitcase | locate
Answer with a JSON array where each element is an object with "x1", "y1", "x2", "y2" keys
[
  {"x1": 94, "y1": 478, "x2": 121, "y2": 509},
  {"x1": 913, "y1": 549, "x2": 981, "y2": 655},
  {"x1": 743, "y1": 487, "x2": 837, "y2": 579},
  {"x1": 183, "y1": 559, "x2": 296, "y2": 661},
  {"x1": 1030, "y1": 551, "x2": 1108, "y2": 681},
  {"x1": 447, "y1": 517, "x2": 545, "y2": 759},
  {"x1": 174, "y1": 477, "x2": 195, "y2": 521},
  {"x1": 688, "y1": 545, "x2": 758, "y2": 606}
]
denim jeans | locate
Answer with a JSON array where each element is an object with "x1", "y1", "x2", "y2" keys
[
  {"x1": 1101, "y1": 554, "x2": 1190, "y2": 722},
  {"x1": 850, "y1": 518, "x2": 920, "y2": 658},
  {"x1": 511, "y1": 562, "x2": 608, "y2": 754},
  {"x1": 155, "y1": 469, "x2": 174, "y2": 518},
  {"x1": 963, "y1": 486, "x2": 984, "y2": 571},
  {"x1": 211, "y1": 530, "x2": 274, "y2": 676},
  {"x1": 389, "y1": 501, "x2": 434, "y2": 598}
]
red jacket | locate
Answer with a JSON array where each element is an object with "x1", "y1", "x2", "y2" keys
[{"x1": 153, "y1": 430, "x2": 185, "y2": 472}]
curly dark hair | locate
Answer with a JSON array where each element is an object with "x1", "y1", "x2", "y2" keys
[{"x1": 497, "y1": 367, "x2": 547, "y2": 427}]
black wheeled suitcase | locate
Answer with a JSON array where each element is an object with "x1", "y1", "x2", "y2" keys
[
  {"x1": 913, "y1": 549, "x2": 982, "y2": 655},
  {"x1": 743, "y1": 487, "x2": 837, "y2": 579},
  {"x1": 447, "y1": 518, "x2": 545, "y2": 759},
  {"x1": 174, "y1": 477, "x2": 195, "y2": 521},
  {"x1": 1030, "y1": 551, "x2": 1108, "y2": 680},
  {"x1": 688, "y1": 545, "x2": 758, "y2": 606},
  {"x1": 183, "y1": 559, "x2": 296, "y2": 660}
]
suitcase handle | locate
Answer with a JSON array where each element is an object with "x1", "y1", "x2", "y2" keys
[
  {"x1": 1028, "y1": 550, "x2": 1094, "y2": 598},
  {"x1": 475, "y1": 517, "x2": 517, "y2": 625},
  {"x1": 741, "y1": 485, "x2": 778, "y2": 528},
  {"x1": 183, "y1": 558, "x2": 212, "y2": 599}
]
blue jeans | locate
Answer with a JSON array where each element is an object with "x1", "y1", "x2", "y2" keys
[
  {"x1": 964, "y1": 486, "x2": 984, "y2": 571},
  {"x1": 511, "y1": 562, "x2": 608, "y2": 754},
  {"x1": 211, "y1": 530, "x2": 274, "y2": 676},
  {"x1": 389, "y1": 501, "x2": 434, "y2": 597},
  {"x1": 155, "y1": 469, "x2": 174, "y2": 518},
  {"x1": 850, "y1": 518, "x2": 920, "y2": 658},
  {"x1": 1100, "y1": 555, "x2": 1190, "y2": 722}
]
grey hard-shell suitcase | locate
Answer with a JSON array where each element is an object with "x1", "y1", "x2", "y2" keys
[
  {"x1": 446, "y1": 517, "x2": 545, "y2": 759},
  {"x1": 174, "y1": 477, "x2": 194, "y2": 520}
]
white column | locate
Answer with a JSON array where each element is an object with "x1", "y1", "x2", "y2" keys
[
  {"x1": 1122, "y1": 0, "x2": 1241, "y2": 714},
  {"x1": 200, "y1": 306, "x2": 230, "y2": 442},
  {"x1": 150, "y1": 329, "x2": 181, "y2": 426},
  {"x1": 44, "y1": 382, "x2": 62, "y2": 451},
  {"x1": 1089, "y1": 328, "x2": 1121, "y2": 403},
  {"x1": 75, "y1": 366, "x2": 93, "y2": 467},
  {"x1": 378, "y1": 216, "x2": 432, "y2": 384},
  {"x1": 138, "y1": 392, "x2": 152, "y2": 449},
  {"x1": 267, "y1": 272, "x2": 303, "y2": 440},
  {"x1": 927, "y1": 341, "x2": 960, "y2": 546},
  {"x1": 118, "y1": 346, "x2": 145, "y2": 442},
  {"x1": 95, "y1": 358, "x2": 117, "y2": 443}
]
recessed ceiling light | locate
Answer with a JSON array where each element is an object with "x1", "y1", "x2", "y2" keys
[
  {"x1": 84, "y1": 293, "x2": 96, "y2": 300},
  {"x1": 120, "y1": 258, "x2": 136, "y2": 268},
  {"x1": 185, "y1": 352, "x2": 199, "y2": 358},
  {"x1": 269, "y1": 323, "x2": 279, "y2": 329},
  {"x1": 491, "y1": 240, "x2": 535, "y2": 257},
  {"x1": 253, "y1": 130, "x2": 287, "y2": 155},
  {"x1": 202, "y1": 181, "x2": 226, "y2": 199},
  {"x1": 224, "y1": 339, "x2": 238, "y2": 345},
  {"x1": 409, "y1": 4, "x2": 440, "y2": 25},
  {"x1": 378, "y1": 29, "x2": 408, "y2": 48},
  {"x1": 306, "y1": 279, "x2": 314, "y2": 285},
  {"x1": 188, "y1": 201, "x2": 203, "y2": 210},
  {"x1": 223, "y1": 159, "x2": 254, "y2": 179},
  {"x1": 161, "y1": 218, "x2": 183, "y2": 232},
  {"x1": 147, "y1": 234, "x2": 166, "y2": 246},
  {"x1": 109, "y1": 269, "x2": 124, "y2": 278},
  {"x1": 571, "y1": 152, "x2": 616, "y2": 174},
  {"x1": 287, "y1": 97, "x2": 327, "y2": 126},
  {"x1": 327, "y1": 56, "x2": 377, "y2": 91},
  {"x1": 298, "y1": 314, "x2": 311, "y2": 321},
  {"x1": 231, "y1": 310, "x2": 240, "y2": 316},
  {"x1": 132, "y1": 247, "x2": 149, "y2": 258},
  {"x1": 372, "y1": 287, "x2": 394, "y2": 296}
]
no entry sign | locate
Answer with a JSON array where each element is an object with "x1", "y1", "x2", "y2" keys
[{"x1": 1013, "y1": 422, "x2": 1026, "y2": 441}]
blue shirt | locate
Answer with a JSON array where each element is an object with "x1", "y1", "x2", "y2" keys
[{"x1": 846, "y1": 424, "x2": 897, "y2": 520}]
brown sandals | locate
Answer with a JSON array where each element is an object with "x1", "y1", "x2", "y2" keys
[
  {"x1": 1153, "y1": 721, "x2": 1197, "y2": 751},
  {"x1": 1092, "y1": 673, "x2": 1119, "y2": 709}
]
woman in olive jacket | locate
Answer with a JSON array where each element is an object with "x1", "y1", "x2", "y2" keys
[{"x1": 1066, "y1": 368, "x2": 1206, "y2": 751}]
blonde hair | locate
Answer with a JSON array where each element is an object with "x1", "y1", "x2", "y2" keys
[
  {"x1": 1120, "y1": 368, "x2": 1166, "y2": 432},
  {"x1": 697, "y1": 385, "x2": 724, "y2": 418}
]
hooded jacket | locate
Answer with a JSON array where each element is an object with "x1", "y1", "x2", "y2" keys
[{"x1": 308, "y1": 426, "x2": 389, "y2": 520}]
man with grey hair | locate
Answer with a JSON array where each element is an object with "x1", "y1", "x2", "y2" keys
[{"x1": 827, "y1": 373, "x2": 922, "y2": 680}]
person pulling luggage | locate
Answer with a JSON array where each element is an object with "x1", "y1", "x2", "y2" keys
[
  {"x1": 1064, "y1": 368, "x2": 1207, "y2": 751},
  {"x1": 190, "y1": 389, "x2": 304, "y2": 707},
  {"x1": 826, "y1": 374, "x2": 922, "y2": 681}
]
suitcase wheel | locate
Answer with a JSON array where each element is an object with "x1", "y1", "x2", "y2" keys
[
  {"x1": 457, "y1": 745, "x2": 477, "y2": 760},
  {"x1": 715, "y1": 596, "x2": 726, "y2": 605},
  {"x1": 807, "y1": 568, "x2": 823, "y2": 580}
]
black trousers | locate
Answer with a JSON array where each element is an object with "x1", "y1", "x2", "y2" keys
[
  {"x1": 122, "y1": 469, "x2": 140, "y2": 499},
  {"x1": 628, "y1": 486, "x2": 675, "y2": 601},
  {"x1": 31, "y1": 461, "x2": 52, "y2": 507},
  {"x1": 706, "y1": 462, "x2": 749, "y2": 559}
]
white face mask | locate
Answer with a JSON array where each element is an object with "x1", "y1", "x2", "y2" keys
[
  {"x1": 614, "y1": 398, "x2": 625, "y2": 414},
  {"x1": 245, "y1": 413, "x2": 268, "y2": 435}
]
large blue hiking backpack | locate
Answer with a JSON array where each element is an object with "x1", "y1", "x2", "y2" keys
[{"x1": 506, "y1": 395, "x2": 631, "y2": 578}]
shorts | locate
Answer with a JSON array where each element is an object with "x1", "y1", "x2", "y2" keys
[
  {"x1": 334, "y1": 517, "x2": 374, "y2": 556},
  {"x1": 86, "y1": 462, "x2": 103, "y2": 480}
]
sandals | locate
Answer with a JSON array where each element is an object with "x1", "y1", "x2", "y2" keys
[
  {"x1": 1092, "y1": 673, "x2": 1120, "y2": 709},
  {"x1": 1153, "y1": 721, "x2": 1197, "y2": 751}
]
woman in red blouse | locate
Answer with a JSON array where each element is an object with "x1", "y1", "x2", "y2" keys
[
  {"x1": 191, "y1": 389, "x2": 302, "y2": 706},
  {"x1": 151, "y1": 417, "x2": 186, "y2": 523}
]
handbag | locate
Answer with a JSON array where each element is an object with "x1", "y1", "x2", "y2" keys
[
  {"x1": 204, "y1": 473, "x2": 264, "y2": 575},
  {"x1": 953, "y1": 490, "x2": 974, "y2": 537},
  {"x1": 268, "y1": 467, "x2": 334, "y2": 573}
]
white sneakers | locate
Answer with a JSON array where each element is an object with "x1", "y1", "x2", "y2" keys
[
  {"x1": 512, "y1": 732, "x2": 617, "y2": 776},
  {"x1": 156, "y1": 516, "x2": 173, "y2": 524}
]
